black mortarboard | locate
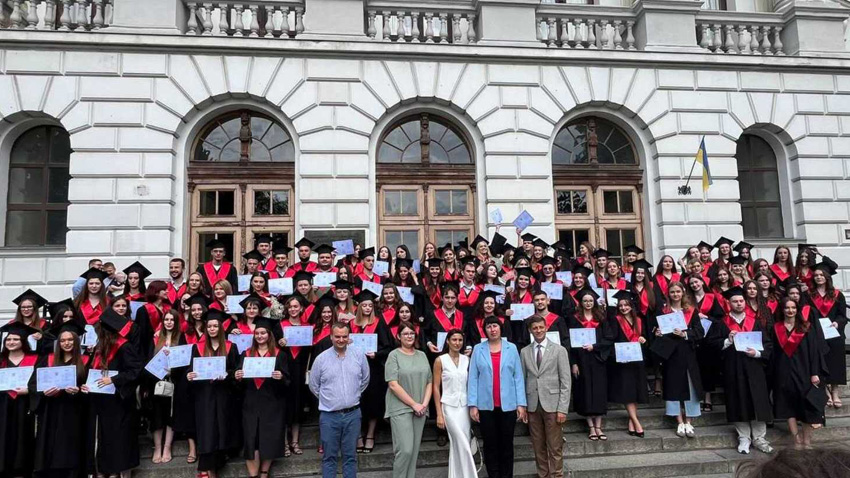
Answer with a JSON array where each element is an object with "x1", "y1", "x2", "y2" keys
[
  {"x1": 425, "y1": 258, "x2": 443, "y2": 269},
  {"x1": 480, "y1": 290, "x2": 503, "y2": 301},
  {"x1": 806, "y1": 385, "x2": 828, "y2": 410},
  {"x1": 798, "y1": 243, "x2": 817, "y2": 252},
  {"x1": 631, "y1": 259, "x2": 653, "y2": 272},
  {"x1": 330, "y1": 279, "x2": 353, "y2": 290},
  {"x1": 283, "y1": 294, "x2": 310, "y2": 308},
  {"x1": 459, "y1": 256, "x2": 480, "y2": 268},
  {"x1": 512, "y1": 252, "x2": 530, "y2": 266},
  {"x1": 571, "y1": 264, "x2": 594, "y2": 277},
  {"x1": 521, "y1": 233, "x2": 536, "y2": 242},
  {"x1": 48, "y1": 298, "x2": 76, "y2": 320},
  {"x1": 441, "y1": 281, "x2": 460, "y2": 294},
  {"x1": 613, "y1": 290, "x2": 637, "y2": 303},
  {"x1": 203, "y1": 309, "x2": 230, "y2": 323},
  {"x1": 532, "y1": 238, "x2": 549, "y2": 250},
  {"x1": 576, "y1": 288, "x2": 600, "y2": 301},
  {"x1": 0, "y1": 321, "x2": 39, "y2": 339},
  {"x1": 734, "y1": 241, "x2": 754, "y2": 253},
  {"x1": 315, "y1": 295, "x2": 339, "y2": 309},
  {"x1": 500, "y1": 243, "x2": 516, "y2": 254},
  {"x1": 79, "y1": 267, "x2": 108, "y2": 282},
  {"x1": 13, "y1": 289, "x2": 48, "y2": 309},
  {"x1": 49, "y1": 319, "x2": 86, "y2": 337},
  {"x1": 206, "y1": 238, "x2": 227, "y2": 250},
  {"x1": 551, "y1": 241, "x2": 568, "y2": 251},
  {"x1": 470, "y1": 235, "x2": 489, "y2": 250},
  {"x1": 814, "y1": 261, "x2": 837, "y2": 276},
  {"x1": 253, "y1": 317, "x2": 277, "y2": 332},
  {"x1": 722, "y1": 286, "x2": 746, "y2": 300},
  {"x1": 239, "y1": 293, "x2": 267, "y2": 310},
  {"x1": 99, "y1": 308, "x2": 130, "y2": 334},
  {"x1": 490, "y1": 233, "x2": 508, "y2": 255},
  {"x1": 437, "y1": 243, "x2": 453, "y2": 257},
  {"x1": 314, "y1": 244, "x2": 335, "y2": 255},
  {"x1": 697, "y1": 241, "x2": 714, "y2": 251},
  {"x1": 122, "y1": 261, "x2": 152, "y2": 279},
  {"x1": 780, "y1": 278, "x2": 800, "y2": 290},
  {"x1": 353, "y1": 290, "x2": 378, "y2": 303},
  {"x1": 273, "y1": 242, "x2": 293, "y2": 255},
  {"x1": 294, "y1": 237, "x2": 315, "y2": 249},
  {"x1": 184, "y1": 293, "x2": 210, "y2": 308},
  {"x1": 457, "y1": 238, "x2": 469, "y2": 250},
  {"x1": 713, "y1": 237, "x2": 734, "y2": 248},
  {"x1": 650, "y1": 336, "x2": 677, "y2": 360},
  {"x1": 358, "y1": 247, "x2": 376, "y2": 260},
  {"x1": 395, "y1": 258, "x2": 414, "y2": 270},
  {"x1": 515, "y1": 267, "x2": 534, "y2": 279},
  {"x1": 242, "y1": 250, "x2": 265, "y2": 262},
  {"x1": 539, "y1": 256, "x2": 557, "y2": 267},
  {"x1": 728, "y1": 256, "x2": 747, "y2": 266},
  {"x1": 293, "y1": 271, "x2": 315, "y2": 283},
  {"x1": 254, "y1": 234, "x2": 273, "y2": 245},
  {"x1": 592, "y1": 248, "x2": 610, "y2": 258},
  {"x1": 624, "y1": 245, "x2": 644, "y2": 255}
]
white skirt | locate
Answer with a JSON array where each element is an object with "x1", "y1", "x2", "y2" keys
[{"x1": 443, "y1": 403, "x2": 478, "y2": 478}]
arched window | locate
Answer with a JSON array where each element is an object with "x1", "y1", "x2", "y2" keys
[
  {"x1": 736, "y1": 134, "x2": 783, "y2": 239},
  {"x1": 552, "y1": 116, "x2": 643, "y2": 263},
  {"x1": 5, "y1": 125, "x2": 70, "y2": 247},
  {"x1": 189, "y1": 110, "x2": 295, "y2": 269},
  {"x1": 377, "y1": 113, "x2": 475, "y2": 252}
]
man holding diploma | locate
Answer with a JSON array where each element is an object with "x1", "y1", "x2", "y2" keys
[{"x1": 713, "y1": 287, "x2": 774, "y2": 455}]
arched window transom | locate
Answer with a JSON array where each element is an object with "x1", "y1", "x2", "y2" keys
[
  {"x1": 193, "y1": 111, "x2": 294, "y2": 163},
  {"x1": 378, "y1": 114, "x2": 472, "y2": 164},
  {"x1": 553, "y1": 117, "x2": 636, "y2": 165},
  {"x1": 737, "y1": 134, "x2": 784, "y2": 239}
]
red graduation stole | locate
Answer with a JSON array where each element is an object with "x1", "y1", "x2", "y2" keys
[
  {"x1": 812, "y1": 290, "x2": 838, "y2": 318},
  {"x1": 80, "y1": 300, "x2": 103, "y2": 325},
  {"x1": 663, "y1": 306, "x2": 695, "y2": 326},
  {"x1": 313, "y1": 324, "x2": 331, "y2": 345},
  {"x1": 2, "y1": 354, "x2": 38, "y2": 398},
  {"x1": 576, "y1": 312, "x2": 601, "y2": 329},
  {"x1": 698, "y1": 293, "x2": 716, "y2": 316},
  {"x1": 203, "y1": 262, "x2": 233, "y2": 287},
  {"x1": 166, "y1": 282, "x2": 187, "y2": 305},
  {"x1": 511, "y1": 290, "x2": 533, "y2": 305},
  {"x1": 434, "y1": 309, "x2": 463, "y2": 332},
  {"x1": 770, "y1": 264, "x2": 791, "y2": 282},
  {"x1": 428, "y1": 287, "x2": 442, "y2": 309},
  {"x1": 292, "y1": 261, "x2": 319, "y2": 273},
  {"x1": 195, "y1": 339, "x2": 232, "y2": 358},
  {"x1": 143, "y1": 303, "x2": 170, "y2": 332},
  {"x1": 350, "y1": 318, "x2": 379, "y2": 335},
  {"x1": 261, "y1": 258, "x2": 277, "y2": 273},
  {"x1": 775, "y1": 322, "x2": 805, "y2": 357},
  {"x1": 92, "y1": 338, "x2": 128, "y2": 369},
  {"x1": 801, "y1": 305, "x2": 812, "y2": 323},
  {"x1": 617, "y1": 314, "x2": 642, "y2": 342},
  {"x1": 235, "y1": 321, "x2": 253, "y2": 335},
  {"x1": 268, "y1": 268, "x2": 295, "y2": 279},
  {"x1": 442, "y1": 268, "x2": 459, "y2": 282},
  {"x1": 382, "y1": 308, "x2": 397, "y2": 326},
  {"x1": 636, "y1": 287, "x2": 650, "y2": 316},
  {"x1": 654, "y1": 272, "x2": 680, "y2": 296},
  {"x1": 185, "y1": 330, "x2": 205, "y2": 345},
  {"x1": 797, "y1": 269, "x2": 813, "y2": 291},
  {"x1": 246, "y1": 348, "x2": 276, "y2": 389},
  {"x1": 47, "y1": 354, "x2": 89, "y2": 367},
  {"x1": 724, "y1": 312, "x2": 755, "y2": 333},
  {"x1": 280, "y1": 320, "x2": 306, "y2": 359},
  {"x1": 543, "y1": 312, "x2": 560, "y2": 331},
  {"x1": 766, "y1": 298, "x2": 778, "y2": 314},
  {"x1": 602, "y1": 278, "x2": 628, "y2": 291},
  {"x1": 458, "y1": 285, "x2": 481, "y2": 308},
  {"x1": 124, "y1": 293, "x2": 144, "y2": 303}
]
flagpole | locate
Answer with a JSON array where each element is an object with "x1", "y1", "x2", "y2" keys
[{"x1": 678, "y1": 136, "x2": 704, "y2": 196}]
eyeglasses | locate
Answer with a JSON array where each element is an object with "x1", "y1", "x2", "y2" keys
[{"x1": 400, "y1": 332, "x2": 416, "y2": 337}]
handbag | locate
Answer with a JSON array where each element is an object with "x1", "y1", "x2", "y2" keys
[
  {"x1": 154, "y1": 380, "x2": 174, "y2": 397},
  {"x1": 305, "y1": 353, "x2": 312, "y2": 385}
]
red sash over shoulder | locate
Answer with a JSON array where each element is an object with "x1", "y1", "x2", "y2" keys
[
  {"x1": 92, "y1": 338, "x2": 129, "y2": 369},
  {"x1": 291, "y1": 261, "x2": 319, "y2": 273},
  {"x1": 543, "y1": 312, "x2": 560, "y2": 331},
  {"x1": 195, "y1": 340, "x2": 232, "y2": 358},
  {"x1": 775, "y1": 322, "x2": 805, "y2": 357},
  {"x1": 350, "y1": 318, "x2": 380, "y2": 335},
  {"x1": 576, "y1": 312, "x2": 601, "y2": 329},
  {"x1": 246, "y1": 348, "x2": 275, "y2": 389},
  {"x1": 724, "y1": 313, "x2": 755, "y2": 333},
  {"x1": 434, "y1": 309, "x2": 464, "y2": 332},
  {"x1": 770, "y1": 264, "x2": 791, "y2": 282},
  {"x1": 458, "y1": 285, "x2": 481, "y2": 309},
  {"x1": 203, "y1": 262, "x2": 233, "y2": 287},
  {"x1": 1, "y1": 354, "x2": 38, "y2": 398},
  {"x1": 280, "y1": 320, "x2": 307, "y2": 359},
  {"x1": 812, "y1": 290, "x2": 838, "y2": 318},
  {"x1": 167, "y1": 282, "x2": 188, "y2": 305},
  {"x1": 697, "y1": 293, "x2": 717, "y2": 317},
  {"x1": 617, "y1": 314, "x2": 642, "y2": 342},
  {"x1": 654, "y1": 273, "x2": 680, "y2": 297},
  {"x1": 79, "y1": 300, "x2": 103, "y2": 325},
  {"x1": 313, "y1": 325, "x2": 331, "y2": 345}
]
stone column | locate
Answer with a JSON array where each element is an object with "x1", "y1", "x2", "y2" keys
[{"x1": 776, "y1": 0, "x2": 849, "y2": 56}]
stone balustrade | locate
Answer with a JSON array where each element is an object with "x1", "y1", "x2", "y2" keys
[
  {"x1": 365, "y1": 0, "x2": 477, "y2": 44},
  {"x1": 695, "y1": 11, "x2": 784, "y2": 55},
  {"x1": 182, "y1": 0, "x2": 303, "y2": 37},
  {"x1": 1, "y1": 0, "x2": 113, "y2": 30},
  {"x1": 536, "y1": 4, "x2": 637, "y2": 50}
]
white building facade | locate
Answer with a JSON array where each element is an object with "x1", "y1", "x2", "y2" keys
[{"x1": 0, "y1": 0, "x2": 849, "y2": 314}]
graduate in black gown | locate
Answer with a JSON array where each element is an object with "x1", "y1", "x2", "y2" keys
[
  {"x1": 686, "y1": 273, "x2": 726, "y2": 412},
  {"x1": 145, "y1": 308, "x2": 185, "y2": 465},
  {"x1": 235, "y1": 318, "x2": 290, "y2": 478},
  {"x1": 186, "y1": 309, "x2": 242, "y2": 477},
  {"x1": 608, "y1": 291, "x2": 649, "y2": 437},
  {"x1": 33, "y1": 321, "x2": 89, "y2": 478},
  {"x1": 423, "y1": 283, "x2": 466, "y2": 358},
  {"x1": 530, "y1": 289, "x2": 569, "y2": 346},
  {"x1": 771, "y1": 297, "x2": 826, "y2": 450},
  {"x1": 567, "y1": 288, "x2": 613, "y2": 441},
  {"x1": 465, "y1": 290, "x2": 512, "y2": 345},
  {"x1": 504, "y1": 267, "x2": 535, "y2": 349},
  {"x1": 82, "y1": 308, "x2": 143, "y2": 477},
  {"x1": 174, "y1": 293, "x2": 209, "y2": 466},
  {"x1": 712, "y1": 287, "x2": 774, "y2": 455},
  {"x1": 809, "y1": 262, "x2": 847, "y2": 409},
  {"x1": 272, "y1": 295, "x2": 312, "y2": 457},
  {"x1": 0, "y1": 322, "x2": 39, "y2": 478}
]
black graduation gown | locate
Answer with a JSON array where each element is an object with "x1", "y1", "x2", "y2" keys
[
  {"x1": 86, "y1": 341, "x2": 143, "y2": 475},
  {"x1": 651, "y1": 309, "x2": 705, "y2": 402},
  {"x1": 195, "y1": 262, "x2": 239, "y2": 295},
  {"x1": 134, "y1": 303, "x2": 168, "y2": 358},
  {"x1": 190, "y1": 343, "x2": 242, "y2": 456},
  {"x1": 273, "y1": 321, "x2": 312, "y2": 425},
  {"x1": 504, "y1": 291, "x2": 534, "y2": 349},
  {"x1": 771, "y1": 323, "x2": 826, "y2": 424},
  {"x1": 351, "y1": 319, "x2": 393, "y2": 421},
  {"x1": 693, "y1": 293, "x2": 726, "y2": 393},
  {"x1": 238, "y1": 351, "x2": 290, "y2": 460},
  {"x1": 714, "y1": 317, "x2": 773, "y2": 423},
  {"x1": 143, "y1": 335, "x2": 186, "y2": 432},
  {"x1": 566, "y1": 314, "x2": 613, "y2": 416},
  {"x1": 607, "y1": 315, "x2": 649, "y2": 405},
  {"x1": 172, "y1": 335, "x2": 197, "y2": 436},
  {"x1": 33, "y1": 356, "x2": 88, "y2": 477},
  {"x1": 811, "y1": 290, "x2": 847, "y2": 385},
  {"x1": 630, "y1": 284, "x2": 661, "y2": 370},
  {"x1": 464, "y1": 315, "x2": 513, "y2": 346},
  {"x1": 422, "y1": 308, "x2": 466, "y2": 362},
  {"x1": 0, "y1": 354, "x2": 37, "y2": 477}
]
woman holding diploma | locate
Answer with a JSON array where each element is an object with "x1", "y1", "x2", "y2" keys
[
  {"x1": 349, "y1": 289, "x2": 393, "y2": 454},
  {"x1": 82, "y1": 308, "x2": 143, "y2": 478},
  {"x1": 235, "y1": 318, "x2": 290, "y2": 478},
  {"x1": 810, "y1": 262, "x2": 847, "y2": 409},
  {"x1": 771, "y1": 297, "x2": 826, "y2": 449},
  {"x1": 505, "y1": 267, "x2": 535, "y2": 348},
  {"x1": 686, "y1": 275, "x2": 725, "y2": 413},
  {"x1": 230, "y1": 293, "x2": 265, "y2": 336},
  {"x1": 146, "y1": 309, "x2": 185, "y2": 464},
  {"x1": 653, "y1": 282, "x2": 704, "y2": 439},
  {"x1": 567, "y1": 288, "x2": 613, "y2": 441},
  {"x1": 186, "y1": 309, "x2": 241, "y2": 477},
  {"x1": 174, "y1": 295, "x2": 206, "y2": 465},
  {"x1": 33, "y1": 321, "x2": 88, "y2": 478},
  {"x1": 135, "y1": 281, "x2": 171, "y2": 359},
  {"x1": 275, "y1": 295, "x2": 311, "y2": 456},
  {"x1": 0, "y1": 322, "x2": 38, "y2": 478},
  {"x1": 608, "y1": 291, "x2": 649, "y2": 437}
]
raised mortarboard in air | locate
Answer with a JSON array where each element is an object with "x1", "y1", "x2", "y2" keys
[
  {"x1": 242, "y1": 250, "x2": 265, "y2": 262},
  {"x1": 330, "y1": 279, "x2": 353, "y2": 290},
  {"x1": 206, "y1": 238, "x2": 227, "y2": 250},
  {"x1": 358, "y1": 247, "x2": 376, "y2": 260},
  {"x1": 203, "y1": 309, "x2": 230, "y2": 324},
  {"x1": 313, "y1": 244, "x2": 335, "y2": 255},
  {"x1": 437, "y1": 243, "x2": 453, "y2": 257},
  {"x1": 521, "y1": 233, "x2": 536, "y2": 243},
  {"x1": 713, "y1": 237, "x2": 734, "y2": 248},
  {"x1": 814, "y1": 261, "x2": 837, "y2": 276},
  {"x1": 728, "y1": 256, "x2": 747, "y2": 266},
  {"x1": 79, "y1": 267, "x2": 108, "y2": 282},
  {"x1": 395, "y1": 258, "x2": 414, "y2": 270},
  {"x1": 425, "y1": 258, "x2": 444, "y2": 269},
  {"x1": 0, "y1": 321, "x2": 39, "y2": 339},
  {"x1": 48, "y1": 298, "x2": 77, "y2": 321},
  {"x1": 459, "y1": 256, "x2": 480, "y2": 268},
  {"x1": 631, "y1": 259, "x2": 653, "y2": 272},
  {"x1": 499, "y1": 243, "x2": 516, "y2": 254},
  {"x1": 571, "y1": 264, "x2": 594, "y2": 278},
  {"x1": 254, "y1": 234, "x2": 273, "y2": 246},
  {"x1": 13, "y1": 289, "x2": 48, "y2": 309},
  {"x1": 613, "y1": 290, "x2": 637, "y2": 303},
  {"x1": 576, "y1": 287, "x2": 600, "y2": 301},
  {"x1": 734, "y1": 241, "x2": 754, "y2": 253},
  {"x1": 292, "y1": 271, "x2": 315, "y2": 283},
  {"x1": 99, "y1": 308, "x2": 130, "y2": 334},
  {"x1": 697, "y1": 241, "x2": 714, "y2": 251},
  {"x1": 722, "y1": 286, "x2": 746, "y2": 300},
  {"x1": 123, "y1": 261, "x2": 152, "y2": 280},
  {"x1": 48, "y1": 319, "x2": 86, "y2": 338},
  {"x1": 353, "y1": 289, "x2": 379, "y2": 303},
  {"x1": 624, "y1": 245, "x2": 644, "y2": 255},
  {"x1": 539, "y1": 256, "x2": 557, "y2": 267},
  {"x1": 252, "y1": 317, "x2": 277, "y2": 333},
  {"x1": 490, "y1": 232, "x2": 508, "y2": 254},
  {"x1": 294, "y1": 237, "x2": 315, "y2": 249},
  {"x1": 470, "y1": 235, "x2": 489, "y2": 250},
  {"x1": 272, "y1": 242, "x2": 293, "y2": 256},
  {"x1": 797, "y1": 243, "x2": 817, "y2": 253},
  {"x1": 592, "y1": 248, "x2": 610, "y2": 259},
  {"x1": 515, "y1": 267, "x2": 535, "y2": 279},
  {"x1": 239, "y1": 292, "x2": 267, "y2": 311},
  {"x1": 184, "y1": 293, "x2": 210, "y2": 308}
]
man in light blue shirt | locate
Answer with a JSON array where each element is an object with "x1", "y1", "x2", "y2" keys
[
  {"x1": 309, "y1": 323, "x2": 370, "y2": 478},
  {"x1": 71, "y1": 258, "x2": 103, "y2": 298}
]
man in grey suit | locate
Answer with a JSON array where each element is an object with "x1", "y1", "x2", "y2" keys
[{"x1": 521, "y1": 314, "x2": 572, "y2": 478}]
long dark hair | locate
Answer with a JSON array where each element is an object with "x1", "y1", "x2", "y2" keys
[
  {"x1": 95, "y1": 326, "x2": 118, "y2": 371},
  {"x1": 155, "y1": 309, "x2": 183, "y2": 353},
  {"x1": 311, "y1": 302, "x2": 337, "y2": 338},
  {"x1": 124, "y1": 270, "x2": 148, "y2": 296},
  {"x1": 776, "y1": 297, "x2": 810, "y2": 334},
  {"x1": 1, "y1": 330, "x2": 33, "y2": 363},
  {"x1": 74, "y1": 276, "x2": 107, "y2": 310},
  {"x1": 772, "y1": 245, "x2": 796, "y2": 277},
  {"x1": 202, "y1": 317, "x2": 228, "y2": 357},
  {"x1": 53, "y1": 330, "x2": 87, "y2": 381},
  {"x1": 439, "y1": 327, "x2": 464, "y2": 354},
  {"x1": 248, "y1": 323, "x2": 277, "y2": 357}
]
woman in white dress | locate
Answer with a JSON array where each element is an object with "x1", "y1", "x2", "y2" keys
[{"x1": 432, "y1": 328, "x2": 477, "y2": 477}]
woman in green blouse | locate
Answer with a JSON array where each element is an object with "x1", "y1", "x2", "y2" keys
[{"x1": 385, "y1": 321, "x2": 433, "y2": 478}]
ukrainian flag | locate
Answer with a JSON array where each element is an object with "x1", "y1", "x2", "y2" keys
[{"x1": 695, "y1": 137, "x2": 712, "y2": 192}]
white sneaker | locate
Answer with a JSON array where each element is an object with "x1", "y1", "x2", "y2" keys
[
  {"x1": 753, "y1": 439, "x2": 774, "y2": 454},
  {"x1": 738, "y1": 437, "x2": 751, "y2": 454},
  {"x1": 684, "y1": 423, "x2": 696, "y2": 438},
  {"x1": 676, "y1": 423, "x2": 687, "y2": 437}
]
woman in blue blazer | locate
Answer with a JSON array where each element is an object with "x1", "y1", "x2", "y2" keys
[{"x1": 468, "y1": 316, "x2": 527, "y2": 478}]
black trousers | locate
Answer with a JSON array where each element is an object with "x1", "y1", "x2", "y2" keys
[{"x1": 479, "y1": 408, "x2": 517, "y2": 478}]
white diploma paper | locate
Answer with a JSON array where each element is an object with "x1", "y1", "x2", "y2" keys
[
  {"x1": 821, "y1": 318, "x2": 841, "y2": 340},
  {"x1": 372, "y1": 261, "x2": 390, "y2": 277},
  {"x1": 569, "y1": 328, "x2": 597, "y2": 348},
  {"x1": 145, "y1": 348, "x2": 170, "y2": 380},
  {"x1": 615, "y1": 342, "x2": 644, "y2": 363},
  {"x1": 333, "y1": 240, "x2": 355, "y2": 256},
  {"x1": 489, "y1": 208, "x2": 503, "y2": 225},
  {"x1": 225, "y1": 295, "x2": 244, "y2": 314},
  {"x1": 350, "y1": 333, "x2": 378, "y2": 354},
  {"x1": 192, "y1": 356, "x2": 227, "y2": 381},
  {"x1": 130, "y1": 301, "x2": 145, "y2": 320},
  {"x1": 396, "y1": 286, "x2": 414, "y2": 304},
  {"x1": 283, "y1": 326, "x2": 313, "y2": 347},
  {"x1": 314, "y1": 272, "x2": 336, "y2": 288},
  {"x1": 167, "y1": 345, "x2": 193, "y2": 368},
  {"x1": 734, "y1": 331, "x2": 764, "y2": 352},
  {"x1": 268, "y1": 278, "x2": 293, "y2": 296},
  {"x1": 228, "y1": 333, "x2": 254, "y2": 354},
  {"x1": 237, "y1": 274, "x2": 252, "y2": 292},
  {"x1": 85, "y1": 369, "x2": 119, "y2": 394},
  {"x1": 555, "y1": 271, "x2": 573, "y2": 285},
  {"x1": 0, "y1": 366, "x2": 34, "y2": 391},
  {"x1": 510, "y1": 304, "x2": 535, "y2": 321},
  {"x1": 361, "y1": 280, "x2": 384, "y2": 297},
  {"x1": 242, "y1": 357, "x2": 276, "y2": 378},
  {"x1": 657, "y1": 311, "x2": 687, "y2": 335},
  {"x1": 37, "y1": 365, "x2": 75, "y2": 392},
  {"x1": 540, "y1": 282, "x2": 563, "y2": 300}
]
